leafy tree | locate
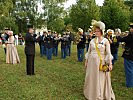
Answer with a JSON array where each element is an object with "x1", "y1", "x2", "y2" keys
[
  {"x1": 48, "y1": 18, "x2": 65, "y2": 33},
  {"x1": 42, "y1": 0, "x2": 66, "y2": 33},
  {"x1": 124, "y1": 0, "x2": 133, "y2": 9},
  {"x1": 101, "y1": 0, "x2": 130, "y2": 31},
  {"x1": 0, "y1": 0, "x2": 14, "y2": 16},
  {"x1": 64, "y1": 15, "x2": 72, "y2": 30},
  {"x1": 0, "y1": 0, "x2": 14, "y2": 31},
  {"x1": 124, "y1": 0, "x2": 133, "y2": 22},
  {"x1": 130, "y1": 9, "x2": 133, "y2": 22},
  {"x1": 11, "y1": 0, "x2": 43, "y2": 33},
  {"x1": 69, "y1": 0, "x2": 100, "y2": 32}
]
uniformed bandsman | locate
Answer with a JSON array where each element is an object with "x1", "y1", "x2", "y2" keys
[
  {"x1": 46, "y1": 30, "x2": 53, "y2": 60},
  {"x1": 25, "y1": 25, "x2": 40, "y2": 75},
  {"x1": 77, "y1": 28, "x2": 86, "y2": 62},
  {"x1": 116, "y1": 23, "x2": 133, "y2": 87},
  {"x1": 53, "y1": 32, "x2": 60, "y2": 56},
  {"x1": 60, "y1": 32, "x2": 68, "y2": 59}
]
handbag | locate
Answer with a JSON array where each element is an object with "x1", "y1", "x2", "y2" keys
[{"x1": 95, "y1": 38, "x2": 109, "y2": 72}]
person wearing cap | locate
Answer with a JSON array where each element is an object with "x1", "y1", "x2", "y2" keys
[
  {"x1": 40, "y1": 31, "x2": 47, "y2": 57},
  {"x1": 45, "y1": 30, "x2": 53, "y2": 60},
  {"x1": 86, "y1": 29, "x2": 93, "y2": 52},
  {"x1": 66, "y1": 30, "x2": 72, "y2": 56},
  {"x1": 25, "y1": 25, "x2": 40, "y2": 75},
  {"x1": 105, "y1": 29, "x2": 114, "y2": 44},
  {"x1": 105, "y1": 29, "x2": 120, "y2": 65},
  {"x1": 6, "y1": 31, "x2": 20, "y2": 64},
  {"x1": 77, "y1": 28, "x2": 86, "y2": 62},
  {"x1": 60, "y1": 32, "x2": 68, "y2": 59},
  {"x1": 111, "y1": 29, "x2": 120, "y2": 65},
  {"x1": 53, "y1": 32, "x2": 60, "y2": 56},
  {"x1": 84, "y1": 20, "x2": 115, "y2": 100},
  {"x1": 116, "y1": 23, "x2": 133, "y2": 87}
]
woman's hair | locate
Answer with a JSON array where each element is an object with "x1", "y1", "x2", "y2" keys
[{"x1": 94, "y1": 26, "x2": 103, "y2": 35}]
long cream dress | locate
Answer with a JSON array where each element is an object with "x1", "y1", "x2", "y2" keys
[
  {"x1": 6, "y1": 36, "x2": 20, "y2": 64},
  {"x1": 84, "y1": 38, "x2": 115, "y2": 100}
]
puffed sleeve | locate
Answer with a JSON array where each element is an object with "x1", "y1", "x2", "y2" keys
[
  {"x1": 85, "y1": 41, "x2": 92, "y2": 60},
  {"x1": 104, "y1": 39, "x2": 113, "y2": 64}
]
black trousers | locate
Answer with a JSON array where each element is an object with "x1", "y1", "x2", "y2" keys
[{"x1": 26, "y1": 55, "x2": 35, "y2": 75}]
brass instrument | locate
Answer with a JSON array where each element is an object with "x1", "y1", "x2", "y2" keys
[
  {"x1": 107, "y1": 34, "x2": 118, "y2": 43},
  {"x1": 118, "y1": 32, "x2": 128, "y2": 51},
  {"x1": 73, "y1": 32, "x2": 81, "y2": 45},
  {"x1": 113, "y1": 35, "x2": 117, "y2": 43},
  {"x1": 106, "y1": 34, "x2": 112, "y2": 44},
  {"x1": 119, "y1": 32, "x2": 128, "y2": 37}
]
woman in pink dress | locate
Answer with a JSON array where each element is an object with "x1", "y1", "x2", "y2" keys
[
  {"x1": 6, "y1": 31, "x2": 20, "y2": 64},
  {"x1": 84, "y1": 20, "x2": 115, "y2": 100}
]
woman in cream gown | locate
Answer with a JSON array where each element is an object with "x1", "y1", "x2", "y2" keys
[
  {"x1": 6, "y1": 31, "x2": 20, "y2": 64},
  {"x1": 84, "y1": 20, "x2": 115, "y2": 100}
]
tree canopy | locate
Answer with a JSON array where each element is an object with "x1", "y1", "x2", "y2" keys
[
  {"x1": 69, "y1": 0, "x2": 100, "y2": 32},
  {"x1": 100, "y1": 0, "x2": 130, "y2": 31},
  {"x1": 0, "y1": 0, "x2": 132, "y2": 34}
]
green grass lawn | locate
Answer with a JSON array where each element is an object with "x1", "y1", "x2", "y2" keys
[{"x1": 0, "y1": 44, "x2": 133, "y2": 100}]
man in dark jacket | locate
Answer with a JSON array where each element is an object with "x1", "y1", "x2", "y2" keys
[
  {"x1": 45, "y1": 30, "x2": 53, "y2": 60},
  {"x1": 85, "y1": 30, "x2": 94, "y2": 52},
  {"x1": 66, "y1": 31, "x2": 72, "y2": 56},
  {"x1": 77, "y1": 28, "x2": 86, "y2": 62},
  {"x1": 25, "y1": 25, "x2": 39, "y2": 75},
  {"x1": 117, "y1": 23, "x2": 133, "y2": 87},
  {"x1": 106, "y1": 29, "x2": 120, "y2": 65},
  {"x1": 53, "y1": 32, "x2": 60, "y2": 56},
  {"x1": 40, "y1": 31, "x2": 47, "y2": 57},
  {"x1": 60, "y1": 33, "x2": 69, "y2": 59}
]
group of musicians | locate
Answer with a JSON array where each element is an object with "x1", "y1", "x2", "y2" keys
[
  {"x1": 38, "y1": 30, "x2": 72, "y2": 60},
  {"x1": 25, "y1": 25, "x2": 73, "y2": 75},
  {"x1": 25, "y1": 24, "x2": 132, "y2": 72},
  {"x1": 1, "y1": 22, "x2": 133, "y2": 88}
]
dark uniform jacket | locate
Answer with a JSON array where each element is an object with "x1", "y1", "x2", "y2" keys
[
  {"x1": 86, "y1": 37, "x2": 92, "y2": 46},
  {"x1": 105, "y1": 34, "x2": 119, "y2": 54},
  {"x1": 117, "y1": 32, "x2": 133, "y2": 61},
  {"x1": 46, "y1": 35, "x2": 53, "y2": 49},
  {"x1": 60, "y1": 36, "x2": 69, "y2": 48},
  {"x1": 110, "y1": 36, "x2": 119, "y2": 54},
  {"x1": 67, "y1": 35, "x2": 72, "y2": 45},
  {"x1": 53, "y1": 36, "x2": 60, "y2": 47},
  {"x1": 40, "y1": 35, "x2": 47, "y2": 46},
  {"x1": 110, "y1": 38, "x2": 119, "y2": 54},
  {"x1": 77, "y1": 34, "x2": 86, "y2": 49},
  {"x1": 25, "y1": 33, "x2": 39, "y2": 55}
]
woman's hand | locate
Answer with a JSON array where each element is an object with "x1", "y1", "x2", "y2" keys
[{"x1": 109, "y1": 64, "x2": 113, "y2": 71}]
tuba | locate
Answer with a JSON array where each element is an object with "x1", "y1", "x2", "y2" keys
[
  {"x1": 73, "y1": 28, "x2": 83, "y2": 45},
  {"x1": 73, "y1": 32, "x2": 81, "y2": 45}
]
